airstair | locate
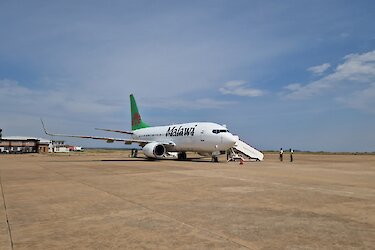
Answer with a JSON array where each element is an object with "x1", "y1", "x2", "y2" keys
[{"x1": 228, "y1": 139, "x2": 264, "y2": 162}]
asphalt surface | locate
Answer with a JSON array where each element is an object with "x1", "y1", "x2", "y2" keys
[{"x1": 0, "y1": 152, "x2": 374, "y2": 249}]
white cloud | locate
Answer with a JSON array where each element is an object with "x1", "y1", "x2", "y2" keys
[
  {"x1": 219, "y1": 80, "x2": 265, "y2": 97},
  {"x1": 307, "y1": 63, "x2": 331, "y2": 75},
  {"x1": 0, "y1": 79, "x2": 34, "y2": 96},
  {"x1": 0, "y1": 2, "x2": 298, "y2": 102},
  {"x1": 0, "y1": 79, "x2": 122, "y2": 117},
  {"x1": 284, "y1": 50, "x2": 375, "y2": 113},
  {"x1": 0, "y1": 78, "x2": 236, "y2": 129},
  {"x1": 337, "y1": 83, "x2": 375, "y2": 113},
  {"x1": 284, "y1": 83, "x2": 302, "y2": 91},
  {"x1": 142, "y1": 97, "x2": 237, "y2": 110}
]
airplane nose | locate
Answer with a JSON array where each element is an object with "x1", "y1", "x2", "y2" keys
[{"x1": 225, "y1": 134, "x2": 238, "y2": 146}]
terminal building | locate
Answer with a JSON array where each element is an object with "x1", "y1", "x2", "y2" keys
[
  {"x1": 0, "y1": 136, "x2": 50, "y2": 154},
  {"x1": 0, "y1": 128, "x2": 82, "y2": 154},
  {"x1": 50, "y1": 140, "x2": 70, "y2": 153}
]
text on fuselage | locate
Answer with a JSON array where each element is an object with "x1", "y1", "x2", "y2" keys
[{"x1": 166, "y1": 125, "x2": 197, "y2": 137}]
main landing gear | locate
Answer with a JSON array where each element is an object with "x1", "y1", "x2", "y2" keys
[
  {"x1": 211, "y1": 156, "x2": 219, "y2": 162},
  {"x1": 177, "y1": 152, "x2": 187, "y2": 160}
]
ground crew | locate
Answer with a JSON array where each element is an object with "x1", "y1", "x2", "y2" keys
[
  {"x1": 290, "y1": 148, "x2": 294, "y2": 162},
  {"x1": 131, "y1": 149, "x2": 138, "y2": 158},
  {"x1": 279, "y1": 148, "x2": 283, "y2": 162}
]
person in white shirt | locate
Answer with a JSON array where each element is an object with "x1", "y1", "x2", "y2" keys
[{"x1": 279, "y1": 148, "x2": 283, "y2": 162}]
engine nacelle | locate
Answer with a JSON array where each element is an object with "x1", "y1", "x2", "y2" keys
[{"x1": 142, "y1": 142, "x2": 166, "y2": 158}]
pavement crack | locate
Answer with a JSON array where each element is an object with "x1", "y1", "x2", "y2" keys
[
  {"x1": 39, "y1": 165, "x2": 255, "y2": 250},
  {"x1": 0, "y1": 170, "x2": 14, "y2": 250}
]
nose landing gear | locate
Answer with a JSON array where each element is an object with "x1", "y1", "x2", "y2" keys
[{"x1": 211, "y1": 156, "x2": 219, "y2": 162}]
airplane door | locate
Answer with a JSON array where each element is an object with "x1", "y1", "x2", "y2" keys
[{"x1": 200, "y1": 129, "x2": 205, "y2": 142}]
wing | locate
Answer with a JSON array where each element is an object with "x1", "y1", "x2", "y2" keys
[
  {"x1": 41, "y1": 119, "x2": 175, "y2": 148},
  {"x1": 95, "y1": 128, "x2": 133, "y2": 135},
  {"x1": 41, "y1": 119, "x2": 148, "y2": 146}
]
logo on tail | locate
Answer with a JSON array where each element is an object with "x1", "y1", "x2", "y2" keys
[{"x1": 132, "y1": 112, "x2": 141, "y2": 127}]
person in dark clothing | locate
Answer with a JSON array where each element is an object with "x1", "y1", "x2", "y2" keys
[
  {"x1": 290, "y1": 148, "x2": 294, "y2": 162},
  {"x1": 279, "y1": 148, "x2": 283, "y2": 162}
]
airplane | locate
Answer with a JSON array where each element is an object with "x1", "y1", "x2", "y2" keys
[{"x1": 42, "y1": 94, "x2": 239, "y2": 162}]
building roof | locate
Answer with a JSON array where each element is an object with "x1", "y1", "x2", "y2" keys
[{"x1": 2, "y1": 136, "x2": 51, "y2": 143}]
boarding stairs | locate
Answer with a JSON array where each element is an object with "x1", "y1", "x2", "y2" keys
[{"x1": 228, "y1": 139, "x2": 264, "y2": 162}]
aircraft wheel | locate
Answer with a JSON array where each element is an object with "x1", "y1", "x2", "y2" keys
[{"x1": 178, "y1": 152, "x2": 187, "y2": 160}]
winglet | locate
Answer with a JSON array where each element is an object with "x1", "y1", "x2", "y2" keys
[{"x1": 40, "y1": 118, "x2": 53, "y2": 136}]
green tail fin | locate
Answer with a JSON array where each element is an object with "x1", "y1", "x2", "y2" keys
[{"x1": 130, "y1": 94, "x2": 150, "y2": 130}]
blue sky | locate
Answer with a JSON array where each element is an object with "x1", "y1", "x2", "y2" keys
[{"x1": 1, "y1": 0, "x2": 375, "y2": 151}]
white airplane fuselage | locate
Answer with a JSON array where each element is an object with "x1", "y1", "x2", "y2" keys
[{"x1": 132, "y1": 122, "x2": 238, "y2": 153}]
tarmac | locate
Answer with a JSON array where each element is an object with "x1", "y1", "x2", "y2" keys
[{"x1": 0, "y1": 151, "x2": 374, "y2": 249}]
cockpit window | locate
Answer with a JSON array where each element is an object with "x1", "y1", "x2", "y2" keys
[{"x1": 212, "y1": 129, "x2": 229, "y2": 134}]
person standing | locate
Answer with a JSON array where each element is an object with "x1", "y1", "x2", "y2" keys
[
  {"x1": 290, "y1": 148, "x2": 294, "y2": 162},
  {"x1": 279, "y1": 148, "x2": 283, "y2": 162}
]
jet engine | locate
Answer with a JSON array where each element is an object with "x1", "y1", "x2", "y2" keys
[{"x1": 142, "y1": 142, "x2": 166, "y2": 158}]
